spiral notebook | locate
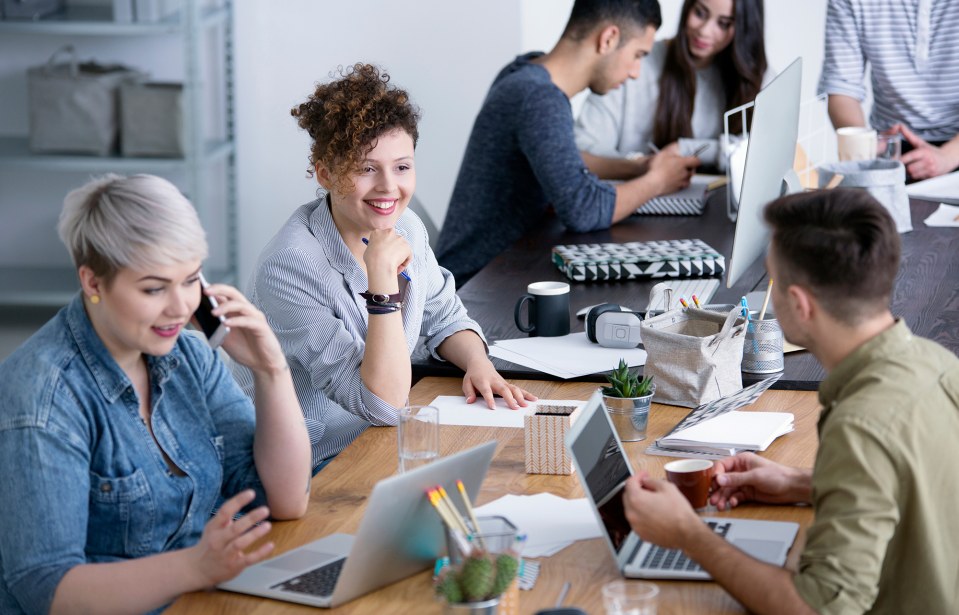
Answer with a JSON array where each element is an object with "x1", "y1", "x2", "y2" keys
[{"x1": 634, "y1": 182, "x2": 708, "y2": 216}]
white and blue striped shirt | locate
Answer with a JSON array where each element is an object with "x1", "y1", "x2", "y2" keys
[
  {"x1": 234, "y1": 197, "x2": 484, "y2": 468},
  {"x1": 818, "y1": 0, "x2": 959, "y2": 142}
]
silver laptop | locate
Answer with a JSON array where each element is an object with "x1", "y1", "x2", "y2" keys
[
  {"x1": 218, "y1": 440, "x2": 497, "y2": 607},
  {"x1": 565, "y1": 391, "x2": 798, "y2": 580}
]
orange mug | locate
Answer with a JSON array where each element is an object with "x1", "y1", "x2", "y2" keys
[{"x1": 664, "y1": 459, "x2": 716, "y2": 510}]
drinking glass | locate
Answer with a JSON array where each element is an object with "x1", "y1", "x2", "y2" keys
[{"x1": 397, "y1": 405, "x2": 439, "y2": 473}]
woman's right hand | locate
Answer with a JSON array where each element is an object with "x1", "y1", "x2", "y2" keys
[
  {"x1": 363, "y1": 229, "x2": 412, "y2": 292},
  {"x1": 647, "y1": 149, "x2": 698, "y2": 195},
  {"x1": 189, "y1": 490, "x2": 275, "y2": 587}
]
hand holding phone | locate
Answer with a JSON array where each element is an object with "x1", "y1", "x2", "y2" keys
[{"x1": 194, "y1": 272, "x2": 230, "y2": 348}]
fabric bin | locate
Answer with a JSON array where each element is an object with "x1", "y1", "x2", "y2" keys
[
  {"x1": 27, "y1": 46, "x2": 144, "y2": 155},
  {"x1": 817, "y1": 160, "x2": 913, "y2": 233},
  {"x1": 120, "y1": 82, "x2": 184, "y2": 157}
]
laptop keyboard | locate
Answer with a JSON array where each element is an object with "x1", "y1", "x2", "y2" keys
[
  {"x1": 270, "y1": 557, "x2": 346, "y2": 597},
  {"x1": 637, "y1": 521, "x2": 731, "y2": 572}
]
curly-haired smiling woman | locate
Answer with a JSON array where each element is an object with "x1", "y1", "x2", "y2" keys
[{"x1": 235, "y1": 64, "x2": 535, "y2": 472}]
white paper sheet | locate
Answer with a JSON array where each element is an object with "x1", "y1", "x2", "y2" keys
[
  {"x1": 490, "y1": 332, "x2": 647, "y2": 379},
  {"x1": 427, "y1": 396, "x2": 585, "y2": 428},
  {"x1": 474, "y1": 493, "x2": 602, "y2": 558},
  {"x1": 923, "y1": 203, "x2": 959, "y2": 227},
  {"x1": 906, "y1": 170, "x2": 959, "y2": 204}
]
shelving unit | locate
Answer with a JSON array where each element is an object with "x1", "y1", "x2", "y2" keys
[{"x1": 0, "y1": 0, "x2": 237, "y2": 306}]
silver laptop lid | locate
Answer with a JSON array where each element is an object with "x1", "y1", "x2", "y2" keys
[
  {"x1": 218, "y1": 440, "x2": 498, "y2": 608},
  {"x1": 565, "y1": 390, "x2": 636, "y2": 569},
  {"x1": 329, "y1": 439, "x2": 497, "y2": 605}
]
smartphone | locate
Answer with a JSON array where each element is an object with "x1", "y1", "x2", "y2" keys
[{"x1": 194, "y1": 272, "x2": 230, "y2": 348}]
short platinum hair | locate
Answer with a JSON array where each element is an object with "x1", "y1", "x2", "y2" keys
[{"x1": 58, "y1": 174, "x2": 208, "y2": 280}]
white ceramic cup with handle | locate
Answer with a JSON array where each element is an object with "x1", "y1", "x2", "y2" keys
[{"x1": 837, "y1": 126, "x2": 878, "y2": 161}]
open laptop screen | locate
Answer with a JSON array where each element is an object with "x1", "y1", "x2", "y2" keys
[{"x1": 568, "y1": 397, "x2": 633, "y2": 554}]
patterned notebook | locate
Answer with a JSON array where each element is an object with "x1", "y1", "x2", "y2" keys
[{"x1": 551, "y1": 239, "x2": 725, "y2": 282}]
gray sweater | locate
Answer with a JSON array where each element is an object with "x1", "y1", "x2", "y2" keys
[{"x1": 436, "y1": 53, "x2": 616, "y2": 284}]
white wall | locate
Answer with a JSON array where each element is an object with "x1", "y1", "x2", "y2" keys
[
  {"x1": 0, "y1": 1, "x2": 830, "y2": 287},
  {"x1": 233, "y1": 1, "x2": 829, "y2": 284},
  {"x1": 232, "y1": 0, "x2": 523, "y2": 284}
]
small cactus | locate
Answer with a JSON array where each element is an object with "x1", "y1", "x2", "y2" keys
[
  {"x1": 459, "y1": 554, "x2": 495, "y2": 602},
  {"x1": 489, "y1": 553, "x2": 519, "y2": 597},
  {"x1": 434, "y1": 569, "x2": 463, "y2": 604},
  {"x1": 434, "y1": 551, "x2": 520, "y2": 604}
]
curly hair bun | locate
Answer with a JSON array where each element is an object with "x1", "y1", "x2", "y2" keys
[{"x1": 292, "y1": 63, "x2": 420, "y2": 193}]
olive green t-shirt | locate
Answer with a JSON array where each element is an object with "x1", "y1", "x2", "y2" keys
[{"x1": 793, "y1": 321, "x2": 959, "y2": 614}]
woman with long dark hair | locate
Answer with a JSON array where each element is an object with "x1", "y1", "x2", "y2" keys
[{"x1": 575, "y1": 0, "x2": 770, "y2": 169}]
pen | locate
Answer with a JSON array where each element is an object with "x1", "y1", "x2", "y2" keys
[
  {"x1": 361, "y1": 237, "x2": 412, "y2": 281},
  {"x1": 691, "y1": 143, "x2": 710, "y2": 158},
  {"x1": 679, "y1": 297, "x2": 689, "y2": 309},
  {"x1": 647, "y1": 141, "x2": 661, "y2": 154},
  {"x1": 692, "y1": 294, "x2": 701, "y2": 308}
]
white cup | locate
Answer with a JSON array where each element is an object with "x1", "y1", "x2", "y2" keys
[
  {"x1": 837, "y1": 126, "x2": 878, "y2": 161},
  {"x1": 397, "y1": 405, "x2": 439, "y2": 473}
]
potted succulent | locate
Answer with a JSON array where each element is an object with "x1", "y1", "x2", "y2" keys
[
  {"x1": 601, "y1": 358, "x2": 656, "y2": 442},
  {"x1": 435, "y1": 549, "x2": 520, "y2": 614}
]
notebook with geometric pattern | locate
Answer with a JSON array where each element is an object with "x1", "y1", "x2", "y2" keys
[{"x1": 551, "y1": 239, "x2": 725, "y2": 282}]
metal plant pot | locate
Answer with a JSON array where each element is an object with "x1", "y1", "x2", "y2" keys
[
  {"x1": 443, "y1": 596, "x2": 501, "y2": 615},
  {"x1": 602, "y1": 384, "x2": 656, "y2": 442}
]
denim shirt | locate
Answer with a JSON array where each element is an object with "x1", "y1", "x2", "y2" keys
[{"x1": 0, "y1": 294, "x2": 263, "y2": 615}]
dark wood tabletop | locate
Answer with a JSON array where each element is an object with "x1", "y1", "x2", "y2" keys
[{"x1": 414, "y1": 191, "x2": 958, "y2": 391}]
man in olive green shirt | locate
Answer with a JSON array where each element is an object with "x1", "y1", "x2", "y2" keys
[{"x1": 622, "y1": 188, "x2": 959, "y2": 614}]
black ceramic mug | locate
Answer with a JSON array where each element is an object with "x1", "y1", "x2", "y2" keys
[{"x1": 514, "y1": 281, "x2": 571, "y2": 337}]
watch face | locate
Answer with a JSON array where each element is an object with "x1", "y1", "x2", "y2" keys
[{"x1": 371, "y1": 293, "x2": 391, "y2": 304}]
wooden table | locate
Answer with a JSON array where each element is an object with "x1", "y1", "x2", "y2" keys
[
  {"x1": 413, "y1": 194, "x2": 959, "y2": 390},
  {"x1": 169, "y1": 378, "x2": 821, "y2": 614}
]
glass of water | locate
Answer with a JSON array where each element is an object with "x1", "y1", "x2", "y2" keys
[
  {"x1": 602, "y1": 580, "x2": 659, "y2": 615},
  {"x1": 397, "y1": 405, "x2": 439, "y2": 473}
]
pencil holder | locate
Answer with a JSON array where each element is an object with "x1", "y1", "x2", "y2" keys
[
  {"x1": 439, "y1": 516, "x2": 521, "y2": 615},
  {"x1": 742, "y1": 314, "x2": 784, "y2": 374},
  {"x1": 523, "y1": 403, "x2": 583, "y2": 475}
]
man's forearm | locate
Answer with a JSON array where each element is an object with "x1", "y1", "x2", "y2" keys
[
  {"x1": 827, "y1": 94, "x2": 866, "y2": 129},
  {"x1": 612, "y1": 175, "x2": 665, "y2": 223},
  {"x1": 581, "y1": 151, "x2": 648, "y2": 180}
]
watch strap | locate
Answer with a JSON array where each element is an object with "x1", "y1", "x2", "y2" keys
[{"x1": 360, "y1": 291, "x2": 404, "y2": 306}]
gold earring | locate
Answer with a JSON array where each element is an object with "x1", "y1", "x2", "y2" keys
[{"x1": 90, "y1": 295, "x2": 100, "y2": 305}]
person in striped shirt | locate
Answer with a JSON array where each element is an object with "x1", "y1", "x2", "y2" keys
[
  {"x1": 236, "y1": 64, "x2": 536, "y2": 472},
  {"x1": 819, "y1": 0, "x2": 959, "y2": 180}
]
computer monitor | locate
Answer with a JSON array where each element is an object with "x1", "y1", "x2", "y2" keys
[{"x1": 726, "y1": 58, "x2": 803, "y2": 288}]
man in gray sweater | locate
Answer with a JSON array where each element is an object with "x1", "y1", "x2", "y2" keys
[{"x1": 437, "y1": 0, "x2": 700, "y2": 285}]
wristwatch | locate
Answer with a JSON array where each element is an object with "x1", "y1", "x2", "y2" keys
[{"x1": 359, "y1": 291, "x2": 404, "y2": 308}]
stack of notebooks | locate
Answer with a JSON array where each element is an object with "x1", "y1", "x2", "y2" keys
[
  {"x1": 646, "y1": 375, "x2": 793, "y2": 459},
  {"x1": 551, "y1": 239, "x2": 725, "y2": 282}
]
